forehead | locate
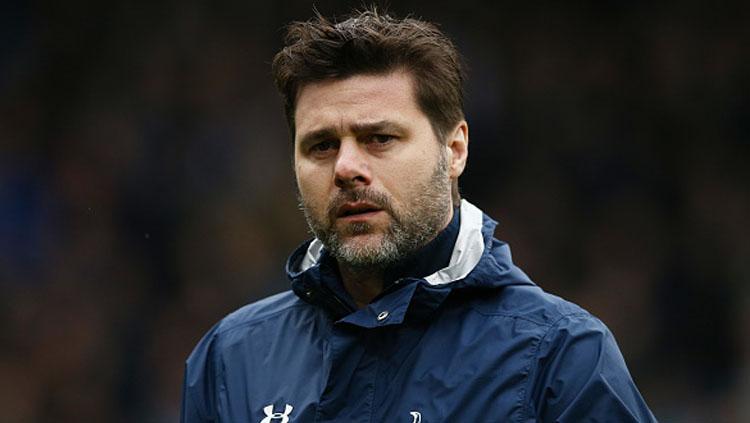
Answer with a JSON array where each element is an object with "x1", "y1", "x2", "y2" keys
[{"x1": 294, "y1": 71, "x2": 424, "y2": 138}]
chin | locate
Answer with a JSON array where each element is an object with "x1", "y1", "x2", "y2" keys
[{"x1": 341, "y1": 232, "x2": 384, "y2": 250}]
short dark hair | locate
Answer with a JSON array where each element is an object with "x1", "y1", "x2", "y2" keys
[{"x1": 271, "y1": 8, "x2": 466, "y2": 142}]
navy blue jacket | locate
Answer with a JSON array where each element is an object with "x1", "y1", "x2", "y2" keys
[{"x1": 181, "y1": 201, "x2": 656, "y2": 422}]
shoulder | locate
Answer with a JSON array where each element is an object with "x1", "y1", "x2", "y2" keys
[
  {"x1": 464, "y1": 284, "x2": 623, "y2": 383},
  {"x1": 180, "y1": 291, "x2": 311, "y2": 421},
  {"x1": 471, "y1": 286, "x2": 656, "y2": 421},
  {"x1": 186, "y1": 290, "x2": 313, "y2": 364},
  {"x1": 215, "y1": 290, "x2": 310, "y2": 336},
  {"x1": 182, "y1": 291, "x2": 314, "y2": 397},
  {"x1": 470, "y1": 283, "x2": 596, "y2": 331}
]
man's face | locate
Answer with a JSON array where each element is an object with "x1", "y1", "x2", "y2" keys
[{"x1": 293, "y1": 70, "x2": 455, "y2": 269}]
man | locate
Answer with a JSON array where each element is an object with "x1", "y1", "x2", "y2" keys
[{"x1": 181, "y1": 9, "x2": 657, "y2": 422}]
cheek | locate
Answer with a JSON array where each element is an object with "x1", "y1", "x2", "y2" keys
[
  {"x1": 379, "y1": 157, "x2": 430, "y2": 196},
  {"x1": 296, "y1": 167, "x2": 329, "y2": 210}
]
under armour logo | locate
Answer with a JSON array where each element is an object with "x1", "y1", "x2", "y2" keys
[
  {"x1": 410, "y1": 411, "x2": 422, "y2": 423},
  {"x1": 260, "y1": 404, "x2": 293, "y2": 423}
]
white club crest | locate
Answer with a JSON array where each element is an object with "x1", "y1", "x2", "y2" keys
[{"x1": 410, "y1": 411, "x2": 422, "y2": 423}]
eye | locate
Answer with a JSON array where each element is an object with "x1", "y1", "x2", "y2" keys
[
  {"x1": 368, "y1": 134, "x2": 396, "y2": 145},
  {"x1": 309, "y1": 140, "x2": 337, "y2": 155}
]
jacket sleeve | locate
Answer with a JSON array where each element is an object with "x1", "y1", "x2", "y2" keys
[
  {"x1": 180, "y1": 323, "x2": 222, "y2": 423},
  {"x1": 528, "y1": 313, "x2": 657, "y2": 422}
]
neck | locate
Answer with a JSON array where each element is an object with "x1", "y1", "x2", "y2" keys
[{"x1": 338, "y1": 266, "x2": 384, "y2": 309}]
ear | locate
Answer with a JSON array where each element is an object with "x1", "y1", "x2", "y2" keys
[{"x1": 445, "y1": 120, "x2": 469, "y2": 179}]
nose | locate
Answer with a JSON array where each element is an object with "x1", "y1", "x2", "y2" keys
[{"x1": 334, "y1": 140, "x2": 371, "y2": 189}]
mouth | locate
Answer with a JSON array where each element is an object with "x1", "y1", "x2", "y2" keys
[{"x1": 336, "y1": 202, "x2": 383, "y2": 219}]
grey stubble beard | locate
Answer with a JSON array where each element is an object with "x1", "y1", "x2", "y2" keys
[{"x1": 298, "y1": 151, "x2": 452, "y2": 272}]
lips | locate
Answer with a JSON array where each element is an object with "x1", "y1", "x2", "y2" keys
[{"x1": 336, "y1": 201, "x2": 383, "y2": 218}]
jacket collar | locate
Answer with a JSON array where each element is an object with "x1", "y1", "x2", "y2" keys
[{"x1": 286, "y1": 200, "x2": 534, "y2": 327}]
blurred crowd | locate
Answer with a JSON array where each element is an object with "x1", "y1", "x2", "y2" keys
[{"x1": 1, "y1": 1, "x2": 748, "y2": 422}]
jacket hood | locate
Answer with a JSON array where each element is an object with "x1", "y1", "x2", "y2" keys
[{"x1": 285, "y1": 200, "x2": 534, "y2": 324}]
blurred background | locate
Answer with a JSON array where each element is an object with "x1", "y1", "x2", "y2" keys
[{"x1": 1, "y1": 0, "x2": 748, "y2": 421}]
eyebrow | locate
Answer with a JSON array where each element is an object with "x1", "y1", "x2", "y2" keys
[
  {"x1": 297, "y1": 120, "x2": 407, "y2": 147},
  {"x1": 350, "y1": 120, "x2": 406, "y2": 135}
]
